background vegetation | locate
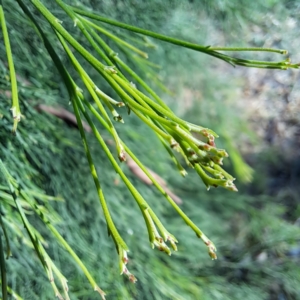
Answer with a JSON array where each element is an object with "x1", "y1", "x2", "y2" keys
[{"x1": 0, "y1": 0, "x2": 300, "y2": 299}]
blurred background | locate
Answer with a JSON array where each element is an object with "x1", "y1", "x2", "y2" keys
[{"x1": 1, "y1": 0, "x2": 300, "y2": 299}]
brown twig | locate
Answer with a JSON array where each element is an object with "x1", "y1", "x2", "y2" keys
[{"x1": 36, "y1": 104, "x2": 91, "y2": 132}]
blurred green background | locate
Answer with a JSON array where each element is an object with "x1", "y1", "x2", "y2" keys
[{"x1": 0, "y1": 0, "x2": 300, "y2": 299}]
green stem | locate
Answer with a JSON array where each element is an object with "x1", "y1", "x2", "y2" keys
[
  {"x1": 208, "y1": 46, "x2": 287, "y2": 53},
  {"x1": 0, "y1": 5, "x2": 21, "y2": 133},
  {"x1": 70, "y1": 6, "x2": 297, "y2": 69}
]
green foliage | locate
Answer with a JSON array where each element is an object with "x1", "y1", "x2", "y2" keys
[{"x1": 0, "y1": 0, "x2": 300, "y2": 299}]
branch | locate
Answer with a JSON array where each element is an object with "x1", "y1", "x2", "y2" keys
[{"x1": 36, "y1": 104, "x2": 91, "y2": 132}]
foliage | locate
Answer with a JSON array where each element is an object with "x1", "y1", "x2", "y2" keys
[{"x1": 0, "y1": 0, "x2": 300, "y2": 299}]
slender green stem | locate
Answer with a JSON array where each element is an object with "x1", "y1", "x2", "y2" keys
[
  {"x1": 208, "y1": 46, "x2": 287, "y2": 53},
  {"x1": 55, "y1": 0, "x2": 112, "y2": 64},
  {"x1": 213, "y1": 164, "x2": 235, "y2": 180},
  {"x1": 70, "y1": 6, "x2": 298, "y2": 69},
  {"x1": 2, "y1": 191, "x2": 69, "y2": 300},
  {"x1": 188, "y1": 123, "x2": 219, "y2": 138},
  {"x1": 76, "y1": 19, "x2": 122, "y2": 66},
  {"x1": 174, "y1": 126, "x2": 209, "y2": 149},
  {"x1": 0, "y1": 5, "x2": 21, "y2": 132},
  {"x1": 73, "y1": 96, "x2": 128, "y2": 243}
]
